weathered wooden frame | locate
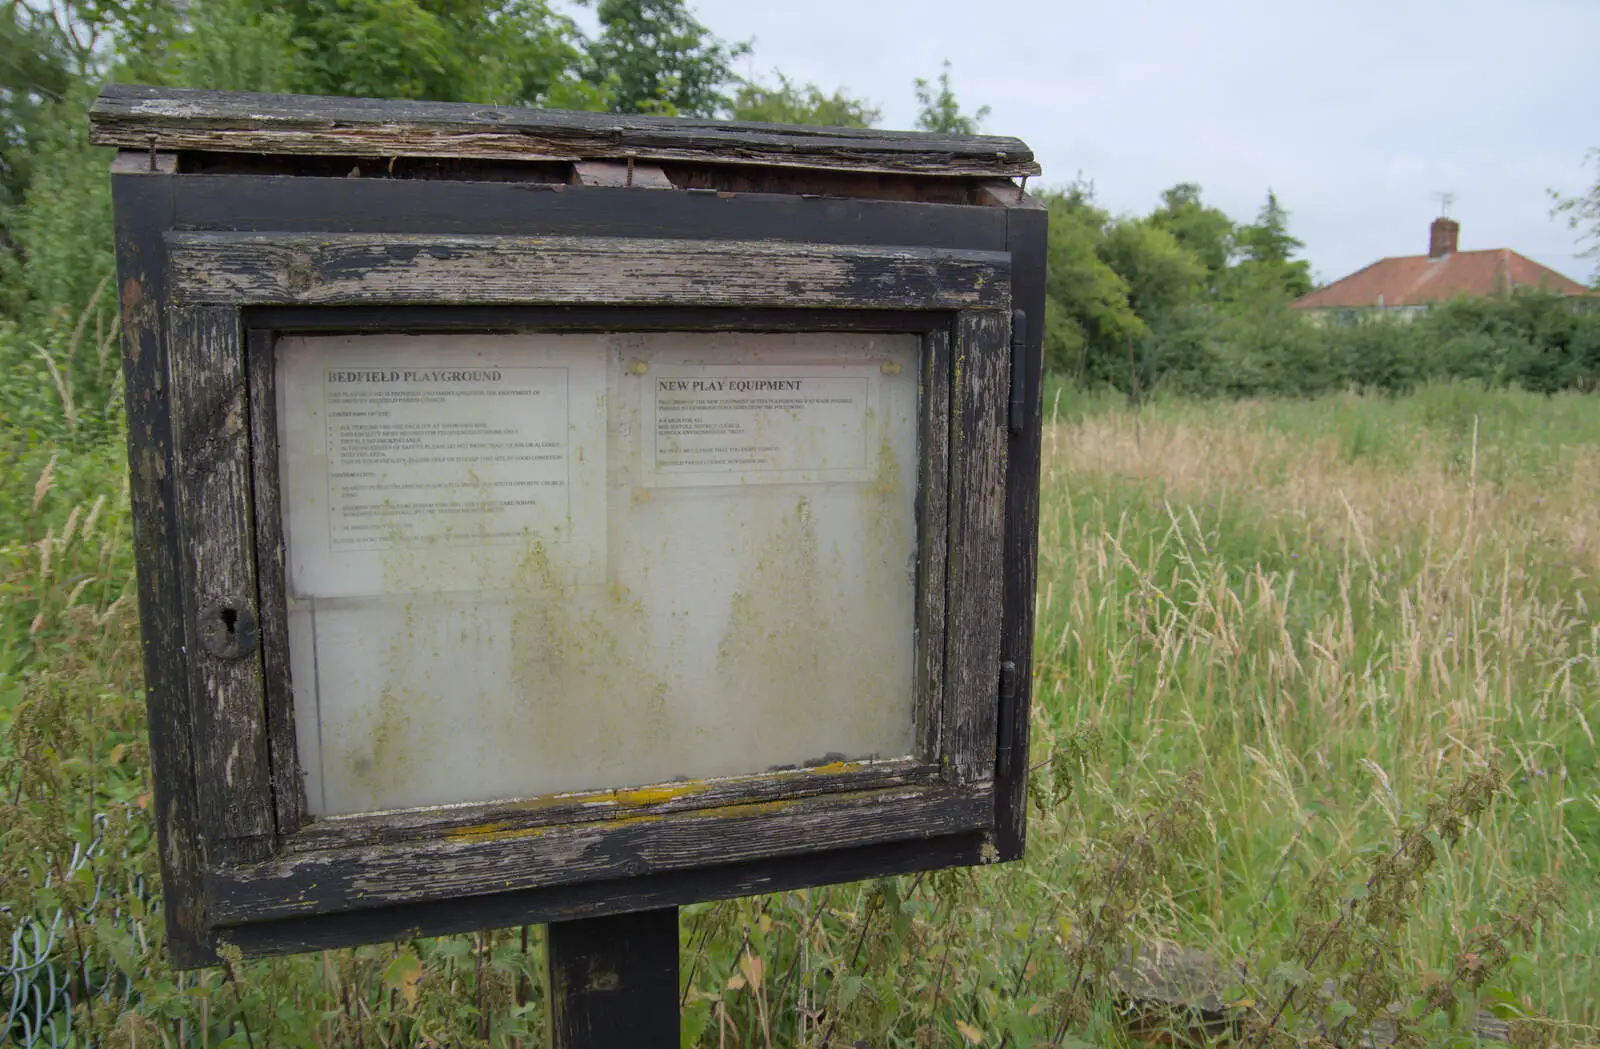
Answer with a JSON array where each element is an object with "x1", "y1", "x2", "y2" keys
[
  {"x1": 159, "y1": 229, "x2": 1014, "y2": 960},
  {"x1": 109, "y1": 135, "x2": 1044, "y2": 964}
]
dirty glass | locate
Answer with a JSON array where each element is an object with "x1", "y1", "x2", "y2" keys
[{"x1": 277, "y1": 331, "x2": 922, "y2": 816}]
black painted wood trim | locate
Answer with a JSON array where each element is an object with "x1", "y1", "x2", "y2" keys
[
  {"x1": 242, "y1": 305, "x2": 961, "y2": 336},
  {"x1": 994, "y1": 201, "x2": 1048, "y2": 860},
  {"x1": 916, "y1": 327, "x2": 952, "y2": 761},
  {"x1": 944, "y1": 312, "x2": 1011, "y2": 783},
  {"x1": 167, "y1": 306, "x2": 275, "y2": 858},
  {"x1": 244, "y1": 330, "x2": 304, "y2": 837},
  {"x1": 217, "y1": 830, "x2": 990, "y2": 957},
  {"x1": 285, "y1": 760, "x2": 938, "y2": 852},
  {"x1": 108, "y1": 166, "x2": 1040, "y2": 965},
  {"x1": 167, "y1": 176, "x2": 1012, "y2": 251}
]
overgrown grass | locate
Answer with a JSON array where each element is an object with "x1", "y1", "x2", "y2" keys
[
  {"x1": 3, "y1": 382, "x2": 1597, "y2": 1047},
  {"x1": 1033, "y1": 388, "x2": 1599, "y2": 1034}
]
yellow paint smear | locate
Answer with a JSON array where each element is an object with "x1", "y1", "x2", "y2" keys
[
  {"x1": 803, "y1": 760, "x2": 868, "y2": 776},
  {"x1": 609, "y1": 782, "x2": 708, "y2": 807},
  {"x1": 445, "y1": 821, "x2": 551, "y2": 844}
]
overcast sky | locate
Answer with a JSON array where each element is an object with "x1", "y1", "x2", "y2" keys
[{"x1": 567, "y1": 0, "x2": 1597, "y2": 286}]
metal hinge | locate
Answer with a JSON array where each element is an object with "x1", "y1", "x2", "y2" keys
[
  {"x1": 1009, "y1": 309, "x2": 1027, "y2": 433},
  {"x1": 996, "y1": 660, "x2": 1019, "y2": 776}
]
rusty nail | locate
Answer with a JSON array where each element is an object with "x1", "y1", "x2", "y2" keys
[
  {"x1": 147, "y1": 134, "x2": 158, "y2": 172},
  {"x1": 626, "y1": 154, "x2": 635, "y2": 188},
  {"x1": 1017, "y1": 174, "x2": 1029, "y2": 204}
]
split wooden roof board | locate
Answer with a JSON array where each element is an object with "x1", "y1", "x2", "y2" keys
[{"x1": 90, "y1": 85, "x2": 1041, "y2": 178}]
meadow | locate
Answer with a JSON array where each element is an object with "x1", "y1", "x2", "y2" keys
[{"x1": 3, "y1": 381, "x2": 1597, "y2": 1047}]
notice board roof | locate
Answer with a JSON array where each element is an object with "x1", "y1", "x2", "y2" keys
[{"x1": 90, "y1": 85, "x2": 1041, "y2": 179}]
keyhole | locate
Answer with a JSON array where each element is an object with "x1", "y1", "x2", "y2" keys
[{"x1": 198, "y1": 599, "x2": 257, "y2": 659}]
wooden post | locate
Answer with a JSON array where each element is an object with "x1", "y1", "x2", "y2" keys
[
  {"x1": 1126, "y1": 334, "x2": 1142, "y2": 411},
  {"x1": 546, "y1": 907, "x2": 680, "y2": 1048}
]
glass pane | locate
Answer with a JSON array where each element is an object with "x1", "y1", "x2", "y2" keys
[{"x1": 277, "y1": 331, "x2": 921, "y2": 816}]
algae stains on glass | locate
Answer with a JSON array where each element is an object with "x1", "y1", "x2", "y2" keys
[
  {"x1": 505, "y1": 538, "x2": 671, "y2": 775},
  {"x1": 715, "y1": 495, "x2": 827, "y2": 709},
  {"x1": 866, "y1": 422, "x2": 913, "y2": 554},
  {"x1": 709, "y1": 484, "x2": 914, "y2": 767},
  {"x1": 347, "y1": 688, "x2": 412, "y2": 794}
]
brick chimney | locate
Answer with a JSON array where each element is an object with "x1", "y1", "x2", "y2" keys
[{"x1": 1429, "y1": 217, "x2": 1459, "y2": 258}]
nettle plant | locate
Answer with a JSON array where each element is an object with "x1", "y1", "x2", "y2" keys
[
  {"x1": 1051, "y1": 770, "x2": 1208, "y2": 1046},
  {"x1": 1236, "y1": 764, "x2": 1563, "y2": 1049}
]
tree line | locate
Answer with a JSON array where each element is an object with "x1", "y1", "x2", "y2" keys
[{"x1": 1042, "y1": 179, "x2": 1600, "y2": 398}]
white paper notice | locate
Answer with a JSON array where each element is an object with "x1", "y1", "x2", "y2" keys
[
  {"x1": 323, "y1": 365, "x2": 571, "y2": 550},
  {"x1": 646, "y1": 365, "x2": 878, "y2": 486},
  {"x1": 278, "y1": 334, "x2": 606, "y2": 599}
]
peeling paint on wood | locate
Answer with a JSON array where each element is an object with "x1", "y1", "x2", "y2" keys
[
  {"x1": 206, "y1": 785, "x2": 992, "y2": 925},
  {"x1": 165, "y1": 232, "x2": 1011, "y2": 311},
  {"x1": 288, "y1": 758, "x2": 937, "y2": 852},
  {"x1": 168, "y1": 307, "x2": 275, "y2": 848},
  {"x1": 946, "y1": 311, "x2": 1010, "y2": 783},
  {"x1": 547, "y1": 907, "x2": 678, "y2": 1049},
  {"x1": 112, "y1": 170, "x2": 218, "y2": 966}
]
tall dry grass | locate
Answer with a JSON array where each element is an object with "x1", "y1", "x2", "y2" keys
[{"x1": 1033, "y1": 391, "x2": 1600, "y2": 1033}]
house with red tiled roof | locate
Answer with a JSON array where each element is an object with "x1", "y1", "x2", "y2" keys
[{"x1": 1292, "y1": 218, "x2": 1590, "y2": 323}]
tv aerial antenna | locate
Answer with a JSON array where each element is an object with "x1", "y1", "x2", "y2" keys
[{"x1": 1431, "y1": 191, "x2": 1455, "y2": 218}]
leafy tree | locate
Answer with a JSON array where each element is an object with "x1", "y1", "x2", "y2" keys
[
  {"x1": 582, "y1": 0, "x2": 747, "y2": 115},
  {"x1": 1232, "y1": 189, "x2": 1313, "y2": 299},
  {"x1": 269, "y1": 0, "x2": 600, "y2": 106},
  {"x1": 1, "y1": 3, "x2": 76, "y2": 220},
  {"x1": 1149, "y1": 182, "x2": 1234, "y2": 292},
  {"x1": 1, "y1": 1, "x2": 148, "y2": 319},
  {"x1": 286, "y1": 0, "x2": 464, "y2": 100},
  {"x1": 1037, "y1": 184, "x2": 1142, "y2": 383},
  {"x1": 913, "y1": 60, "x2": 988, "y2": 134},
  {"x1": 1095, "y1": 216, "x2": 1209, "y2": 393},
  {"x1": 1, "y1": 0, "x2": 175, "y2": 213},
  {"x1": 1208, "y1": 290, "x2": 1331, "y2": 396},
  {"x1": 729, "y1": 72, "x2": 877, "y2": 127},
  {"x1": 0, "y1": 82, "x2": 114, "y2": 326},
  {"x1": 1552, "y1": 149, "x2": 1600, "y2": 286},
  {"x1": 1098, "y1": 218, "x2": 1207, "y2": 323},
  {"x1": 164, "y1": 0, "x2": 307, "y2": 94}
]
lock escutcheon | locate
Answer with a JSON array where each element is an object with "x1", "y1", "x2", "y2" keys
[{"x1": 197, "y1": 599, "x2": 259, "y2": 660}]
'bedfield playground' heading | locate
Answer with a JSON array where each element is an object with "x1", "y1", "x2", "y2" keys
[{"x1": 327, "y1": 369, "x2": 504, "y2": 383}]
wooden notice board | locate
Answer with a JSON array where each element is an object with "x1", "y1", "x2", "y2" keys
[{"x1": 94, "y1": 84, "x2": 1047, "y2": 970}]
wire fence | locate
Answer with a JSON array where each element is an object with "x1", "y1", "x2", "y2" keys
[{"x1": 2, "y1": 814, "x2": 156, "y2": 1049}]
